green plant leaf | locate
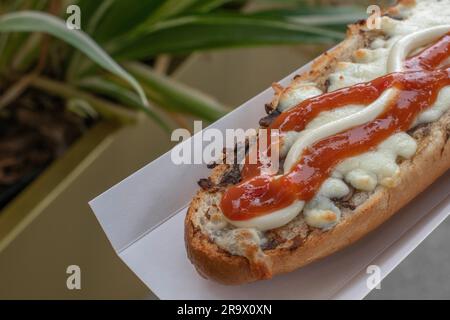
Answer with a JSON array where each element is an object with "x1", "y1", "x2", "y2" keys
[
  {"x1": 250, "y1": 5, "x2": 365, "y2": 26},
  {"x1": 186, "y1": 0, "x2": 235, "y2": 13},
  {"x1": 115, "y1": 14, "x2": 344, "y2": 59},
  {"x1": 251, "y1": 4, "x2": 363, "y2": 16},
  {"x1": 66, "y1": 0, "x2": 115, "y2": 81},
  {"x1": 137, "y1": 0, "x2": 200, "y2": 27},
  {"x1": 0, "y1": 10, "x2": 148, "y2": 106},
  {"x1": 85, "y1": 0, "x2": 165, "y2": 43},
  {"x1": 30, "y1": 76, "x2": 139, "y2": 125},
  {"x1": 73, "y1": 0, "x2": 105, "y2": 30},
  {"x1": 78, "y1": 76, "x2": 173, "y2": 132},
  {"x1": 0, "y1": 32, "x2": 29, "y2": 72},
  {"x1": 125, "y1": 62, "x2": 227, "y2": 121}
]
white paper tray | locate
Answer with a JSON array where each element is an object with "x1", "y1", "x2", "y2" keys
[{"x1": 89, "y1": 64, "x2": 450, "y2": 300}]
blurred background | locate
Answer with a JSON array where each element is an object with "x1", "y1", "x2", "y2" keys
[{"x1": 0, "y1": 0, "x2": 448, "y2": 299}]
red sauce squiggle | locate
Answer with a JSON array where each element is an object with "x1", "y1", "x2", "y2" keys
[
  {"x1": 405, "y1": 34, "x2": 450, "y2": 71},
  {"x1": 222, "y1": 33, "x2": 450, "y2": 221},
  {"x1": 240, "y1": 76, "x2": 393, "y2": 180}
]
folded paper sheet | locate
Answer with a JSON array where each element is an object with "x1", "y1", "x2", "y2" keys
[{"x1": 89, "y1": 64, "x2": 450, "y2": 300}]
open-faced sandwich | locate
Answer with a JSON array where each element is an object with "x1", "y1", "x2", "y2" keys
[{"x1": 185, "y1": 0, "x2": 450, "y2": 285}]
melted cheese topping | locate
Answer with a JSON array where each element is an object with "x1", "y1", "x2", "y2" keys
[
  {"x1": 283, "y1": 89, "x2": 398, "y2": 172},
  {"x1": 278, "y1": 82, "x2": 323, "y2": 111},
  {"x1": 224, "y1": 200, "x2": 305, "y2": 231},
  {"x1": 258, "y1": 3, "x2": 450, "y2": 230},
  {"x1": 195, "y1": 1, "x2": 450, "y2": 256},
  {"x1": 225, "y1": 1, "x2": 450, "y2": 230}
]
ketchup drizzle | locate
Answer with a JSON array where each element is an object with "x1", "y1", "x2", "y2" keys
[{"x1": 221, "y1": 33, "x2": 450, "y2": 221}]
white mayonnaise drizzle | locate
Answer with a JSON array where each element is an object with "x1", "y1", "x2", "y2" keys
[
  {"x1": 283, "y1": 89, "x2": 398, "y2": 172},
  {"x1": 226, "y1": 23, "x2": 450, "y2": 231},
  {"x1": 388, "y1": 25, "x2": 450, "y2": 72},
  {"x1": 224, "y1": 200, "x2": 305, "y2": 231}
]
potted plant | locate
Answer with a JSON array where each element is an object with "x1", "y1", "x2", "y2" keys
[{"x1": 0, "y1": 0, "x2": 363, "y2": 252}]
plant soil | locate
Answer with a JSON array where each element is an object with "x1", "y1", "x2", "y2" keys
[{"x1": 0, "y1": 88, "x2": 95, "y2": 210}]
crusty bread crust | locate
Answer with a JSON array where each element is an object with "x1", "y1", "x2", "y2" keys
[{"x1": 185, "y1": 0, "x2": 450, "y2": 285}]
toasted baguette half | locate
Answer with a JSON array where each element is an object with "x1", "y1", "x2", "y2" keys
[{"x1": 185, "y1": 0, "x2": 450, "y2": 285}]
